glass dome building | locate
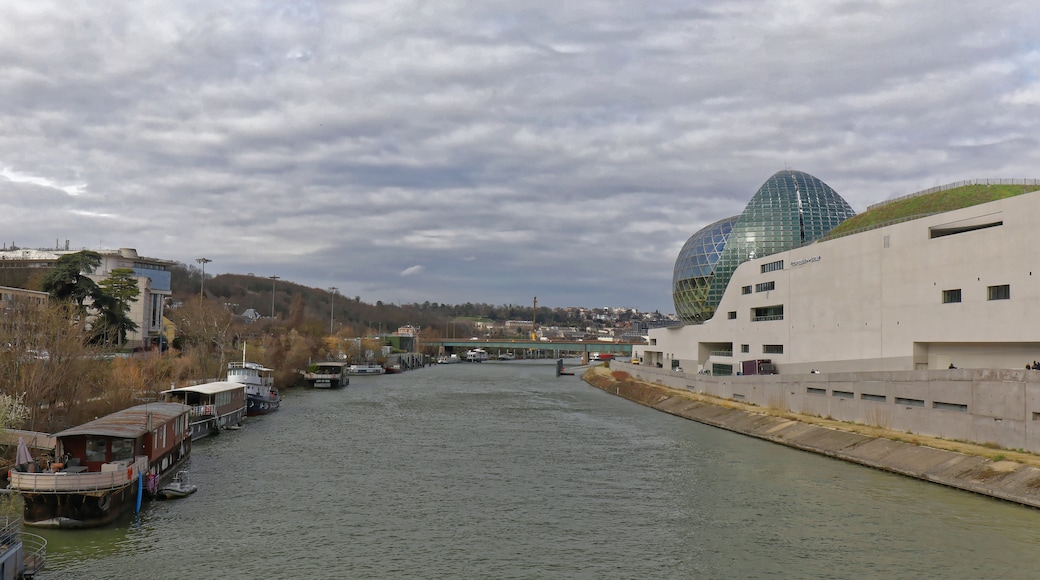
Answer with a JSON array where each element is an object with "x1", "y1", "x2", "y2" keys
[
  {"x1": 673, "y1": 170, "x2": 856, "y2": 324},
  {"x1": 672, "y1": 215, "x2": 739, "y2": 323}
]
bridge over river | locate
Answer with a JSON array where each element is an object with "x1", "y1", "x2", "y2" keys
[{"x1": 422, "y1": 339, "x2": 642, "y2": 358}]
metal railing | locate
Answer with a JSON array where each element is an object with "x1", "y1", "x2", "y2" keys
[
  {"x1": 20, "y1": 531, "x2": 47, "y2": 576},
  {"x1": 752, "y1": 315, "x2": 784, "y2": 322},
  {"x1": 9, "y1": 456, "x2": 147, "y2": 494},
  {"x1": 709, "y1": 350, "x2": 733, "y2": 357},
  {"x1": 867, "y1": 178, "x2": 1040, "y2": 211}
]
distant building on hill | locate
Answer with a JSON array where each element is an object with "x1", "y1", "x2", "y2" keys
[{"x1": 0, "y1": 246, "x2": 174, "y2": 350}]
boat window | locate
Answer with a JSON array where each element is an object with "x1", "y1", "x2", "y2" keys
[
  {"x1": 85, "y1": 438, "x2": 107, "y2": 462},
  {"x1": 111, "y1": 439, "x2": 134, "y2": 461}
]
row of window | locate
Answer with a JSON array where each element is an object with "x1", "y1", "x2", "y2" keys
[
  {"x1": 727, "y1": 304, "x2": 786, "y2": 321},
  {"x1": 737, "y1": 344, "x2": 783, "y2": 354},
  {"x1": 943, "y1": 284, "x2": 1010, "y2": 303},
  {"x1": 742, "y1": 280, "x2": 777, "y2": 294},
  {"x1": 805, "y1": 388, "x2": 970, "y2": 412}
]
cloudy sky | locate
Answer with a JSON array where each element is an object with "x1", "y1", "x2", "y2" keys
[{"x1": 2, "y1": 1, "x2": 1039, "y2": 312}]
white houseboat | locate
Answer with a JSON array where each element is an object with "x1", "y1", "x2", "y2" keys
[
  {"x1": 303, "y1": 362, "x2": 350, "y2": 388},
  {"x1": 227, "y1": 361, "x2": 280, "y2": 416},
  {"x1": 347, "y1": 364, "x2": 385, "y2": 376},
  {"x1": 160, "y1": 381, "x2": 247, "y2": 440}
]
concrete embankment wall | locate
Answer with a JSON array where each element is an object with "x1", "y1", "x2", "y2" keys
[
  {"x1": 584, "y1": 366, "x2": 1040, "y2": 509},
  {"x1": 619, "y1": 363, "x2": 1040, "y2": 455}
]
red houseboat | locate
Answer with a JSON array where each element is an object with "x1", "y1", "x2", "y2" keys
[{"x1": 9, "y1": 402, "x2": 192, "y2": 529}]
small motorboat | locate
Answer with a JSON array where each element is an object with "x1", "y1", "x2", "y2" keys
[{"x1": 156, "y1": 471, "x2": 197, "y2": 500}]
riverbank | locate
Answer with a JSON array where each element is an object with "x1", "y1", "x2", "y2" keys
[{"x1": 584, "y1": 366, "x2": 1040, "y2": 508}]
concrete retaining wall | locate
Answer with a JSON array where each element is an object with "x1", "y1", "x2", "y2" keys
[
  {"x1": 585, "y1": 366, "x2": 1040, "y2": 508},
  {"x1": 619, "y1": 363, "x2": 1040, "y2": 454}
]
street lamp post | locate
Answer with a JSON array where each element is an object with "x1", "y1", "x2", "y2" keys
[
  {"x1": 329, "y1": 286, "x2": 338, "y2": 334},
  {"x1": 196, "y1": 257, "x2": 212, "y2": 297},
  {"x1": 269, "y1": 275, "x2": 280, "y2": 319}
]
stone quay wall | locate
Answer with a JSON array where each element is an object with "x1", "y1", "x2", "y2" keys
[
  {"x1": 616, "y1": 363, "x2": 1040, "y2": 454},
  {"x1": 584, "y1": 365, "x2": 1040, "y2": 508}
]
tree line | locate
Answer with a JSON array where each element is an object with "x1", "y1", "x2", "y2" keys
[{"x1": 1, "y1": 254, "x2": 647, "y2": 435}]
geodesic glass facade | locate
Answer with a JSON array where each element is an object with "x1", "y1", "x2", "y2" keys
[
  {"x1": 673, "y1": 170, "x2": 856, "y2": 324},
  {"x1": 672, "y1": 215, "x2": 738, "y2": 323}
]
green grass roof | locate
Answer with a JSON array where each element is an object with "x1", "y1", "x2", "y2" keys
[{"x1": 822, "y1": 183, "x2": 1040, "y2": 241}]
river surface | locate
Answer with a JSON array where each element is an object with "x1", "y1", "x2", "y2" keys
[{"x1": 35, "y1": 360, "x2": 1040, "y2": 579}]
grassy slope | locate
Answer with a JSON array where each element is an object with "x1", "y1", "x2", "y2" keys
[{"x1": 823, "y1": 183, "x2": 1039, "y2": 240}]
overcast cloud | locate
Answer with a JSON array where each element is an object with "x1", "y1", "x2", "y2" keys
[{"x1": 2, "y1": 1, "x2": 1038, "y2": 312}]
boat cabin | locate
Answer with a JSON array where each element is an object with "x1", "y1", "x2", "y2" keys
[
  {"x1": 52, "y1": 402, "x2": 191, "y2": 476},
  {"x1": 161, "y1": 382, "x2": 247, "y2": 440},
  {"x1": 304, "y1": 362, "x2": 350, "y2": 388}
]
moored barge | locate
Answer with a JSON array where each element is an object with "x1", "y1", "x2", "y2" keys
[
  {"x1": 160, "y1": 381, "x2": 247, "y2": 440},
  {"x1": 227, "y1": 361, "x2": 281, "y2": 416},
  {"x1": 9, "y1": 402, "x2": 192, "y2": 529},
  {"x1": 303, "y1": 361, "x2": 350, "y2": 389}
]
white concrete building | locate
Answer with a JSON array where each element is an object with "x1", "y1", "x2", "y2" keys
[{"x1": 638, "y1": 186, "x2": 1040, "y2": 375}]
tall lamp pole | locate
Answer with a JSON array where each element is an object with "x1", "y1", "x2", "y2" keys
[
  {"x1": 269, "y1": 275, "x2": 280, "y2": 319},
  {"x1": 329, "y1": 286, "x2": 338, "y2": 334},
  {"x1": 196, "y1": 257, "x2": 212, "y2": 297}
]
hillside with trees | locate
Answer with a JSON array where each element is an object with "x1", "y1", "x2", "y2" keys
[{"x1": 2, "y1": 257, "x2": 655, "y2": 434}]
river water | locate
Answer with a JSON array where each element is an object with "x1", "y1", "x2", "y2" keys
[{"x1": 35, "y1": 360, "x2": 1040, "y2": 579}]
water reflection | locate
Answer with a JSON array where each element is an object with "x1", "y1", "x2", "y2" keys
[{"x1": 34, "y1": 361, "x2": 1040, "y2": 579}]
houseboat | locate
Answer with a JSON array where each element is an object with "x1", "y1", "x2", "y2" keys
[
  {"x1": 303, "y1": 362, "x2": 350, "y2": 389},
  {"x1": 227, "y1": 361, "x2": 280, "y2": 416},
  {"x1": 465, "y1": 348, "x2": 489, "y2": 362},
  {"x1": 9, "y1": 402, "x2": 192, "y2": 529},
  {"x1": 160, "y1": 381, "x2": 247, "y2": 440},
  {"x1": 347, "y1": 364, "x2": 385, "y2": 376}
]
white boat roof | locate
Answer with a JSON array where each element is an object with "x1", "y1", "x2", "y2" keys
[
  {"x1": 228, "y1": 361, "x2": 274, "y2": 371},
  {"x1": 162, "y1": 381, "x2": 244, "y2": 395}
]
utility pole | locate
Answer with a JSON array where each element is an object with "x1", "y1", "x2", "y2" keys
[
  {"x1": 329, "y1": 286, "x2": 338, "y2": 334},
  {"x1": 532, "y1": 296, "x2": 537, "y2": 341},
  {"x1": 269, "y1": 275, "x2": 280, "y2": 319},
  {"x1": 195, "y1": 257, "x2": 212, "y2": 297}
]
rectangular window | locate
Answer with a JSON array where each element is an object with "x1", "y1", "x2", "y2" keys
[
  {"x1": 942, "y1": 289, "x2": 961, "y2": 304},
  {"x1": 763, "y1": 344, "x2": 784, "y2": 354},
  {"x1": 807, "y1": 387, "x2": 826, "y2": 396},
  {"x1": 761, "y1": 260, "x2": 784, "y2": 273},
  {"x1": 833, "y1": 390, "x2": 854, "y2": 399},
  {"x1": 741, "y1": 344, "x2": 750, "y2": 353},
  {"x1": 727, "y1": 311, "x2": 737, "y2": 320},
  {"x1": 861, "y1": 393, "x2": 887, "y2": 403},
  {"x1": 111, "y1": 439, "x2": 134, "y2": 461},
  {"x1": 755, "y1": 281, "x2": 775, "y2": 292},
  {"x1": 752, "y1": 305, "x2": 784, "y2": 321},
  {"x1": 988, "y1": 284, "x2": 1010, "y2": 301},
  {"x1": 711, "y1": 363, "x2": 733, "y2": 376},
  {"x1": 86, "y1": 438, "x2": 107, "y2": 462},
  {"x1": 741, "y1": 285, "x2": 752, "y2": 295},
  {"x1": 895, "y1": 397, "x2": 925, "y2": 407},
  {"x1": 933, "y1": 401, "x2": 968, "y2": 413}
]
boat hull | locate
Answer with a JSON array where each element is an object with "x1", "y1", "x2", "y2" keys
[
  {"x1": 306, "y1": 377, "x2": 348, "y2": 389},
  {"x1": 346, "y1": 365, "x2": 385, "y2": 376},
  {"x1": 247, "y1": 395, "x2": 280, "y2": 416},
  {"x1": 22, "y1": 487, "x2": 137, "y2": 529},
  {"x1": 189, "y1": 407, "x2": 246, "y2": 441}
]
